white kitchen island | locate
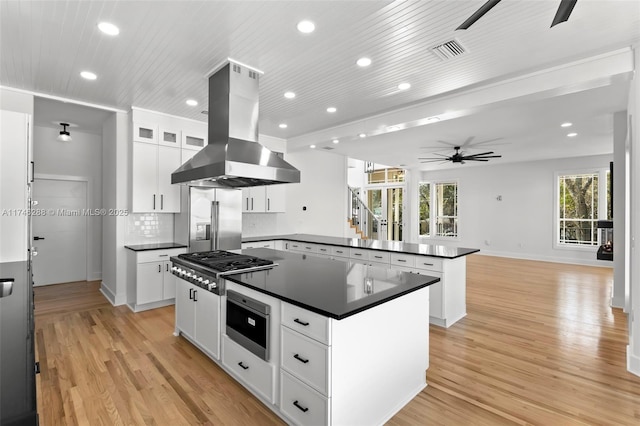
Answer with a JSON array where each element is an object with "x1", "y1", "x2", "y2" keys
[{"x1": 173, "y1": 249, "x2": 438, "y2": 426}]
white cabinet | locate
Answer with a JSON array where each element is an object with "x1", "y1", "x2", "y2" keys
[
  {"x1": 127, "y1": 248, "x2": 185, "y2": 312},
  {"x1": 242, "y1": 187, "x2": 266, "y2": 212},
  {"x1": 131, "y1": 142, "x2": 181, "y2": 213},
  {"x1": 0, "y1": 110, "x2": 30, "y2": 262},
  {"x1": 159, "y1": 127, "x2": 181, "y2": 148},
  {"x1": 242, "y1": 185, "x2": 286, "y2": 213},
  {"x1": 181, "y1": 129, "x2": 207, "y2": 151},
  {"x1": 133, "y1": 122, "x2": 157, "y2": 144},
  {"x1": 175, "y1": 279, "x2": 221, "y2": 359},
  {"x1": 241, "y1": 241, "x2": 274, "y2": 249},
  {"x1": 222, "y1": 335, "x2": 275, "y2": 402}
]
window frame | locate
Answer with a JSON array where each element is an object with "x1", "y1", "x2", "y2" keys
[
  {"x1": 554, "y1": 168, "x2": 608, "y2": 250},
  {"x1": 418, "y1": 180, "x2": 460, "y2": 241}
]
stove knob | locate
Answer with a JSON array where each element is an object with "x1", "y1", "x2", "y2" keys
[
  {"x1": 186, "y1": 272, "x2": 192, "y2": 277},
  {"x1": 172, "y1": 266, "x2": 178, "y2": 271},
  {"x1": 197, "y1": 277, "x2": 203, "y2": 282},
  {"x1": 203, "y1": 279, "x2": 210, "y2": 285},
  {"x1": 207, "y1": 283, "x2": 216, "y2": 291}
]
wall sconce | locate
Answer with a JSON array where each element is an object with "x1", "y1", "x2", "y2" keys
[{"x1": 57, "y1": 122, "x2": 72, "y2": 142}]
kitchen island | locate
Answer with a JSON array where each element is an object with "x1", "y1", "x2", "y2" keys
[
  {"x1": 173, "y1": 248, "x2": 439, "y2": 426},
  {"x1": 242, "y1": 234, "x2": 479, "y2": 327}
]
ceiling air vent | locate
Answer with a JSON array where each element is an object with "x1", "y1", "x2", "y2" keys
[
  {"x1": 431, "y1": 39, "x2": 467, "y2": 60},
  {"x1": 322, "y1": 146, "x2": 335, "y2": 151}
]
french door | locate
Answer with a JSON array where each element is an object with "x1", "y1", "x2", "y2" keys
[{"x1": 367, "y1": 186, "x2": 404, "y2": 241}]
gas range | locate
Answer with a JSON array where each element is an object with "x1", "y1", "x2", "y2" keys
[{"x1": 170, "y1": 250, "x2": 276, "y2": 294}]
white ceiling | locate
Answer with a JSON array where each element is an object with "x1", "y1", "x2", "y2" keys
[{"x1": 1, "y1": 0, "x2": 639, "y2": 169}]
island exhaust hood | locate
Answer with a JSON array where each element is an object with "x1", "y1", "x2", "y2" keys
[{"x1": 171, "y1": 61, "x2": 300, "y2": 187}]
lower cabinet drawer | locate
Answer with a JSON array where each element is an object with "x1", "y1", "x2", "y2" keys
[
  {"x1": 281, "y1": 370, "x2": 329, "y2": 426},
  {"x1": 222, "y1": 335, "x2": 274, "y2": 403},
  {"x1": 282, "y1": 302, "x2": 330, "y2": 345},
  {"x1": 414, "y1": 256, "x2": 443, "y2": 272},
  {"x1": 281, "y1": 327, "x2": 330, "y2": 396}
]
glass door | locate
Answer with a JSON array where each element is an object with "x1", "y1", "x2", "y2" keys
[{"x1": 367, "y1": 186, "x2": 404, "y2": 241}]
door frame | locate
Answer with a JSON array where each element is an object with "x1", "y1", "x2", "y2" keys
[
  {"x1": 33, "y1": 173, "x2": 93, "y2": 282},
  {"x1": 365, "y1": 184, "x2": 406, "y2": 241}
]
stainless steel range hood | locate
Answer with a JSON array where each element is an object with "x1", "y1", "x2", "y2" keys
[{"x1": 171, "y1": 61, "x2": 300, "y2": 187}]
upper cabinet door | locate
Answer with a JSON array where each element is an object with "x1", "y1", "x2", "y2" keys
[
  {"x1": 131, "y1": 143, "x2": 158, "y2": 212},
  {"x1": 157, "y1": 146, "x2": 181, "y2": 213},
  {"x1": 182, "y1": 131, "x2": 207, "y2": 151},
  {"x1": 159, "y1": 127, "x2": 181, "y2": 148},
  {"x1": 133, "y1": 122, "x2": 158, "y2": 144},
  {"x1": 265, "y1": 185, "x2": 286, "y2": 213}
]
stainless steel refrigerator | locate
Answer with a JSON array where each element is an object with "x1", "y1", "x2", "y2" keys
[{"x1": 175, "y1": 187, "x2": 242, "y2": 252}]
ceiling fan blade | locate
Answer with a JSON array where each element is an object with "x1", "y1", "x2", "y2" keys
[
  {"x1": 469, "y1": 137, "x2": 505, "y2": 147},
  {"x1": 467, "y1": 155, "x2": 502, "y2": 159},
  {"x1": 420, "y1": 159, "x2": 450, "y2": 163},
  {"x1": 466, "y1": 151, "x2": 495, "y2": 157},
  {"x1": 461, "y1": 136, "x2": 475, "y2": 148},
  {"x1": 551, "y1": 0, "x2": 578, "y2": 27},
  {"x1": 464, "y1": 158, "x2": 490, "y2": 162},
  {"x1": 456, "y1": 0, "x2": 502, "y2": 30}
]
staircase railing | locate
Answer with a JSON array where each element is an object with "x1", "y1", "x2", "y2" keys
[{"x1": 348, "y1": 186, "x2": 380, "y2": 240}]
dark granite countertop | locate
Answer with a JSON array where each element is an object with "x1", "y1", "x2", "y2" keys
[
  {"x1": 223, "y1": 248, "x2": 439, "y2": 320},
  {"x1": 242, "y1": 233, "x2": 479, "y2": 259},
  {"x1": 125, "y1": 242, "x2": 187, "y2": 251}
]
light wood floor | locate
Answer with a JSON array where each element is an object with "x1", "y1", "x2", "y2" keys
[{"x1": 34, "y1": 256, "x2": 640, "y2": 425}]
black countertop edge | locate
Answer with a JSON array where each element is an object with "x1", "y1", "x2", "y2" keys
[
  {"x1": 125, "y1": 242, "x2": 188, "y2": 251},
  {"x1": 242, "y1": 234, "x2": 479, "y2": 259},
  {"x1": 223, "y1": 274, "x2": 439, "y2": 321}
]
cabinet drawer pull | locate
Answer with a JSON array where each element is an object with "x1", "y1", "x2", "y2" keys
[
  {"x1": 374, "y1": 255, "x2": 383, "y2": 259},
  {"x1": 397, "y1": 259, "x2": 407, "y2": 263},
  {"x1": 238, "y1": 362, "x2": 249, "y2": 370},
  {"x1": 422, "y1": 262, "x2": 433, "y2": 266},
  {"x1": 320, "y1": 248, "x2": 327, "y2": 252},
  {"x1": 293, "y1": 354, "x2": 309, "y2": 364},
  {"x1": 293, "y1": 318, "x2": 309, "y2": 326},
  {"x1": 189, "y1": 288, "x2": 193, "y2": 300},
  {"x1": 161, "y1": 194, "x2": 164, "y2": 210},
  {"x1": 336, "y1": 250, "x2": 344, "y2": 254},
  {"x1": 305, "y1": 246, "x2": 312, "y2": 250},
  {"x1": 158, "y1": 264, "x2": 161, "y2": 273},
  {"x1": 153, "y1": 194, "x2": 156, "y2": 210},
  {"x1": 193, "y1": 290, "x2": 197, "y2": 302},
  {"x1": 354, "y1": 253, "x2": 362, "y2": 256},
  {"x1": 293, "y1": 400, "x2": 309, "y2": 413},
  {"x1": 166, "y1": 264, "x2": 169, "y2": 272},
  {"x1": 158, "y1": 254, "x2": 168, "y2": 257}
]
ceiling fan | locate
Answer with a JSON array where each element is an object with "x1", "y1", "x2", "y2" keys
[
  {"x1": 419, "y1": 146, "x2": 502, "y2": 164},
  {"x1": 456, "y1": 0, "x2": 578, "y2": 30}
]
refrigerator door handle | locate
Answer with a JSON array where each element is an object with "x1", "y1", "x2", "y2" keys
[
  {"x1": 211, "y1": 201, "x2": 220, "y2": 250},
  {"x1": 0, "y1": 278, "x2": 14, "y2": 298}
]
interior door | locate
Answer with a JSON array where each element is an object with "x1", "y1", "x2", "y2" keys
[
  {"x1": 367, "y1": 186, "x2": 404, "y2": 241},
  {"x1": 32, "y1": 179, "x2": 87, "y2": 286}
]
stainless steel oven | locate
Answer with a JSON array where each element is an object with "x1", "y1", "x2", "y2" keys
[{"x1": 226, "y1": 290, "x2": 270, "y2": 361}]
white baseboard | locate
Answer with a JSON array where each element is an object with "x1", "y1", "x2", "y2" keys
[
  {"x1": 475, "y1": 250, "x2": 614, "y2": 268},
  {"x1": 100, "y1": 282, "x2": 126, "y2": 306},
  {"x1": 611, "y1": 295, "x2": 626, "y2": 309},
  {"x1": 88, "y1": 271, "x2": 102, "y2": 281},
  {"x1": 627, "y1": 345, "x2": 640, "y2": 377}
]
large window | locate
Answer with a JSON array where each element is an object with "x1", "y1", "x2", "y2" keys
[
  {"x1": 557, "y1": 172, "x2": 603, "y2": 246},
  {"x1": 419, "y1": 181, "x2": 458, "y2": 238}
]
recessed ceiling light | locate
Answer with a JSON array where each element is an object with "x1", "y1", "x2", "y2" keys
[
  {"x1": 279, "y1": 123, "x2": 288, "y2": 129},
  {"x1": 561, "y1": 122, "x2": 573, "y2": 127},
  {"x1": 356, "y1": 57, "x2": 372, "y2": 67},
  {"x1": 310, "y1": 144, "x2": 316, "y2": 149},
  {"x1": 332, "y1": 139, "x2": 339, "y2": 144},
  {"x1": 326, "y1": 107, "x2": 337, "y2": 113},
  {"x1": 359, "y1": 133, "x2": 367, "y2": 138},
  {"x1": 284, "y1": 91, "x2": 296, "y2": 99},
  {"x1": 398, "y1": 82, "x2": 411, "y2": 91},
  {"x1": 186, "y1": 99, "x2": 198, "y2": 106},
  {"x1": 297, "y1": 20, "x2": 315, "y2": 34},
  {"x1": 98, "y1": 22, "x2": 119, "y2": 36},
  {"x1": 567, "y1": 132, "x2": 578, "y2": 137},
  {"x1": 80, "y1": 71, "x2": 97, "y2": 80}
]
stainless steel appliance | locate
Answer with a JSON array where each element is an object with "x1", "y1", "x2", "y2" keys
[
  {"x1": 226, "y1": 290, "x2": 271, "y2": 361},
  {"x1": 0, "y1": 263, "x2": 38, "y2": 425},
  {"x1": 170, "y1": 250, "x2": 276, "y2": 295},
  {"x1": 175, "y1": 187, "x2": 242, "y2": 252},
  {"x1": 171, "y1": 60, "x2": 300, "y2": 188}
]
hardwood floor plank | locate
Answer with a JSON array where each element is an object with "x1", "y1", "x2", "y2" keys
[{"x1": 34, "y1": 257, "x2": 640, "y2": 425}]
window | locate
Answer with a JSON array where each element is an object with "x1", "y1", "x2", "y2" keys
[
  {"x1": 367, "y1": 167, "x2": 405, "y2": 185},
  {"x1": 557, "y1": 172, "x2": 600, "y2": 246},
  {"x1": 419, "y1": 181, "x2": 458, "y2": 238}
]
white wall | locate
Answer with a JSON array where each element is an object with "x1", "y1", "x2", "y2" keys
[
  {"x1": 33, "y1": 125, "x2": 103, "y2": 280},
  {"x1": 281, "y1": 149, "x2": 348, "y2": 237},
  {"x1": 417, "y1": 154, "x2": 614, "y2": 266},
  {"x1": 101, "y1": 111, "x2": 129, "y2": 306}
]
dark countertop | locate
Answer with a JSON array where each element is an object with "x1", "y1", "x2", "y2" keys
[
  {"x1": 223, "y1": 248, "x2": 439, "y2": 320},
  {"x1": 242, "y1": 233, "x2": 479, "y2": 259},
  {"x1": 125, "y1": 242, "x2": 187, "y2": 251}
]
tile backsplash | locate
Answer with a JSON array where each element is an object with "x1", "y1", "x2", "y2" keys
[
  {"x1": 125, "y1": 213, "x2": 174, "y2": 245},
  {"x1": 242, "y1": 213, "x2": 285, "y2": 237}
]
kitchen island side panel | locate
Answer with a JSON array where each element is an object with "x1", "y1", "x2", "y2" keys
[{"x1": 329, "y1": 285, "x2": 430, "y2": 425}]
